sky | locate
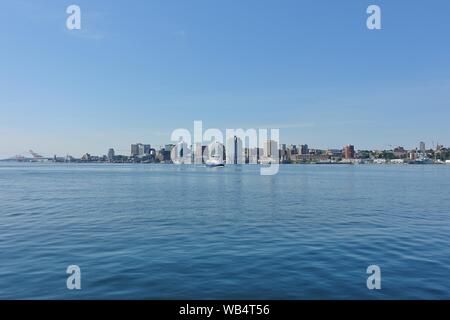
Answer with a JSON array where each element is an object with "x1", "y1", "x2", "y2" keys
[{"x1": 0, "y1": 0, "x2": 449, "y2": 158}]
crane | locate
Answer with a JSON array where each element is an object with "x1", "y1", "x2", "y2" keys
[{"x1": 29, "y1": 150, "x2": 44, "y2": 159}]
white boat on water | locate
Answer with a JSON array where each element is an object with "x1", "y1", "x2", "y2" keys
[
  {"x1": 205, "y1": 141, "x2": 225, "y2": 167},
  {"x1": 205, "y1": 155, "x2": 224, "y2": 167}
]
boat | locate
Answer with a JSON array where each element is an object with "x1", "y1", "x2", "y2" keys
[
  {"x1": 205, "y1": 155, "x2": 224, "y2": 167},
  {"x1": 408, "y1": 156, "x2": 433, "y2": 165},
  {"x1": 205, "y1": 141, "x2": 225, "y2": 167}
]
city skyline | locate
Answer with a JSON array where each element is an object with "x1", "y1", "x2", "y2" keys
[
  {"x1": 1, "y1": 127, "x2": 449, "y2": 159},
  {"x1": 1, "y1": 1, "x2": 450, "y2": 158},
  {"x1": 5, "y1": 139, "x2": 449, "y2": 163}
]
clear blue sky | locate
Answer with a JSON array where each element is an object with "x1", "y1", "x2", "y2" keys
[{"x1": 1, "y1": 0, "x2": 449, "y2": 157}]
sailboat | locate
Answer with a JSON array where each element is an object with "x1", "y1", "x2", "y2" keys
[
  {"x1": 205, "y1": 155, "x2": 225, "y2": 167},
  {"x1": 205, "y1": 141, "x2": 225, "y2": 167}
]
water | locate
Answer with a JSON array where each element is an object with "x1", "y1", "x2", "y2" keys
[{"x1": 0, "y1": 163, "x2": 449, "y2": 299}]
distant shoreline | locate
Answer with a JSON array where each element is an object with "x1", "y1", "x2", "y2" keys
[{"x1": 1, "y1": 160, "x2": 449, "y2": 166}]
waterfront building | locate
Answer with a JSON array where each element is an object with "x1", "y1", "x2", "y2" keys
[
  {"x1": 391, "y1": 159, "x2": 405, "y2": 164},
  {"x1": 107, "y1": 148, "x2": 115, "y2": 161},
  {"x1": 327, "y1": 149, "x2": 342, "y2": 157},
  {"x1": 194, "y1": 142, "x2": 203, "y2": 164},
  {"x1": 280, "y1": 144, "x2": 289, "y2": 163},
  {"x1": 393, "y1": 147, "x2": 407, "y2": 158},
  {"x1": 300, "y1": 144, "x2": 309, "y2": 155},
  {"x1": 130, "y1": 143, "x2": 151, "y2": 157},
  {"x1": 165, "y1": 144, "x2": 175, "y2": 152},
  {"x1": 162, "y1": 149, "x2": 172, "y2": 162},
  {"x1": 138, "y1": 144, "x2": 145, "y2": 156},
  {"x1": 420, "y1": 141, "x2": 426, "y2": 154},
  {"x1": 131, "y1": 144, "x2": 140, "y2": 157},
  {"x1": 343, "y1": 145, "x2": 355, "y2": 159},
  {"x1": 161, "y1": 144, "x2": 175, "y2": 162},
  {"x1": 226, "y1": 136, "x2": 243, "y2": 164},
  {"x1": 247, "y1": 147, "x2": 259, "y2": 164},
  {"x1": 244, "y1": 148, "x2": 250, "y2": 164},
  {"x1": 265, "y1": 140, "x2": 277, "y2": 158},
  {"x1": 373, "y1": 158, "x2": 387, "y2": 164},
  {"x1": 290, "y1": 145, "x2": 298, "y2": 155},
  {"x1": 263, "y1": 140, "x2": 279, "y2": 162}
]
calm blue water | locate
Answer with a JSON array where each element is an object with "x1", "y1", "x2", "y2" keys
[{"x1": 0, "y1": 163, "x2": 449, "y2": 299}]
